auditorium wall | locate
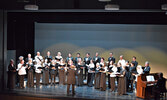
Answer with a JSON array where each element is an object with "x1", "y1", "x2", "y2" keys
[{"x1": 35, "y1": 23, "x2": 167, "y2": 78}]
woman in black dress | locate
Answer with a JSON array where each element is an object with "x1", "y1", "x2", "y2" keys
[
  {"x1": 108, "y1": 63, "x2": 117, "y2": 92},
  {"x1": 50, "y1": 60, "x2": 57, "y2": 85},
  {"x1": 99, "y1": 58, "x2": 107, "y2": 91},
  {"x1": 58, "y1": 59, "x2": 66, "y2": 85},
  {"x1": 94, "y1": 63, "x2": 101, "y2": 89},
  {"x1": 42, "y1": 60, "x2": 50, "y2": 85},
  {"x1": 118, "y1": 65, "x2": 127, "y2": 95},
  {"x1": 26, "y1": 58, "x2": 34, "y2": 88},
  {"x1": 7, "y1": 59, "x2": 16, "y2": 89}
]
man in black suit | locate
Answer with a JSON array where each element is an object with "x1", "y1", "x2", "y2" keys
[
  {"x1": 108, "y1": 52, "x2": 115, "y2": 63},
  {"x1": 93, "y1": 52, "x2": 101, "y2": 67},
  {"x1": 131, "y1": 56, "x2": 138, "y2": 68},
  {"x1": 107, "y1": 52, "x2": 115, "y2": 89},
  {"x1": 75, "y1": 53, "x2": 82, "y2": 65},
  {"x1": 66, "y1": 53, "x2": 74, "y2": 63},
  {"x1": 45, "y1": 51, "x2": 52, "y2": 63},
  {"x1": 84, "y1": 53, "x2": 92, "y2": 80},
  {"x1": 143, "y1": 61, "x2": 151, "y2": 74}
]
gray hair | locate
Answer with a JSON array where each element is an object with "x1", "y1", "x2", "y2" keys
[{"x1": 145, "y1": 61, "x2": 149, "y2": 65}]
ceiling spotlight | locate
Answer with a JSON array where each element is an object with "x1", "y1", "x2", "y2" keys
[
  {"x1": 98, "y1": 0, "x2": 111, "y2": 2},
  {"x1": 24, "y1": 4, "x2": 38, "y2": 10},
  {"x1": 105, "y1": 4, "x2": 119, "y2": 10},
  {"x1": 161, "y1": 4, "x2": 167, "y2": 10},
  {"x1": 99, "y1": 0, "x2": 119, "y2": 10},
  {"x1": 24, "y1": 0, "x2": 39, "y2": 10}
]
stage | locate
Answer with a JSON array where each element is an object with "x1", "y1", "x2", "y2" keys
[{"x1": 1, "y1": 82, "x2": 139, "y2": 100}]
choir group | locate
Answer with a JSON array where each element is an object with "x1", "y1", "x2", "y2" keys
[{"x1": 7, "y1": 51, "x2": 151, "y2": 95}]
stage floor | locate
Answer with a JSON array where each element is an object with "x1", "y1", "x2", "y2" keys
[{"x1": 3, "y1": 84, "x2": 141, "y2": 100}]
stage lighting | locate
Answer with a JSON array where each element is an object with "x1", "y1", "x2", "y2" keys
[
  {"x1": 98, "y1": 0, "x2": 120, "y2": 10},
  {"x1": 161, "y1": 4, "x2": 167, "y2": 10},
  {"x1": 24, "y1": 4, "x2": 38, "y2": 10},
  {"x1": 105, "y1": 4, "x2": 119, "y2": 10},
  {"x1": 24, "y1": 0, "x2": 39, "y2": 10}
]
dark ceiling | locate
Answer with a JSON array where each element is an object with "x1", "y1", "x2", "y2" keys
[{"x1": 0, "y1": 0, "x2": 165, "y2": 10}]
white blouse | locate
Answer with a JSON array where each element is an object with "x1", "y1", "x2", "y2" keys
[
  {"x1": 110, "y1": 66, "x2": 118, "y2": 77},
  {"x1": 35, "y1": 64, "x2": 42, "y2": 73},
  {"x1": 17, "y1": 63, "x2": 27, "y2": 75},
  {"x1": 88, "y1": 63, "x2": 95, "y2": 73}
]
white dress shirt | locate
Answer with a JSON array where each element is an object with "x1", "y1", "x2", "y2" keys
[
  {"x1": 118, "y1": 59, "x2": 126, "y2": 67},
  {"x1": 35, "y1": 55, "x2": 43, "y2": 65}
]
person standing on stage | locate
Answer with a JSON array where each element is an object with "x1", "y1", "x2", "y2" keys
[
  {"x1": 7, "y1": 59, "x2": 16, "y2": 89},
  {"x1": 45, "y1": 51, "x2": 52, "y2": 63},
  {"x1": 35, "y1": 51, "x2": 43, "y2": 65},
  {"x1": 99, "y1": 58, "x2": 107, "y2": 91},
  {"x1": 143, "y1": 61, "x2": 151, "y2": 74},
  {"x1": 108, "y1": 62, "x2": 117, "y2": 92},
  {"x1": 55, "y1": 52, "x2": 63, "y2": 61},
  {"x1": 26, "y1": 58, "x2": 34, "y2": 88},
  {"x1": 118, "y1": 65, "x2": 127, "y2": 95},
  {"x1": 93, "y1": 52, "x2": 101, "y2": 67},
  {"x1": 50, "y1": 60, "x2": 57, "y2": 85},
  {"x1": 76, "y1": 58, "x2": 84, "y2": 86},
  {"x1": 25, "y1": 54, "x2": 33, "y2": 63},
  {"x1": 34, "y1": 61, "x2": 42, "y2": 88},
  {"x1": 94, "y1": 63, "x2": 101, "y2": 89},
  {"x1": 67, "y1": 63, "x2": 77, "y2": 95},
  {"x1": 117, "y1": 55, "x2": 126, "y2": 67},
  {"x1": 108, "y1": 52, "x2": 116, "y2": 89},
  {"x1": 34, "y1": 52, "x2": 43, "y2": 88},
  {"x1": 75, "y1": 53, "x2": 82, "y2": 66},
  {"x1": 87, "y1": 59, "x2": 95, "y2": 87},
  {"x1": 129, "y1": 62, "x2": 137, "y2": 92},
  {"x1": 17, "y1": 56, "x2": 24, "y2": 65},
  {"x1": 131, "y1": 56, "x2": 138, "y2": 68},
  {"x1": 42, "y1": 59, "x2": 50, "y2": 85},
  {"x1": 135, "y1": 65, "x2": 143, "y2": 82},
  {"x1": 125, "y1": 61, "x2": 131, "y2": 92},
  {"x1": 17, "y1": 60, "x2": 27, "y2": 89},
  {"x1": 108, "y1": 52, "x2": 116, "y2": 64},
  {"x1": 83, "y1": 53, "x2": 91, "y2": 80},
  {"x1": 16, "y1": 56, "x2": 24, "y2": 86},
  {"x1": 107, "y1": 52, "x2": 115, "y2": 89},
  {"x1": 66, "y1": 53, "x2": 74, "y2": 64},
  {"x1": 58, "y1": 58, "x2": 66, "y2": 85}
]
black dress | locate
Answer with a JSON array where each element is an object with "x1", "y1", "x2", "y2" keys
[
  {"x1": 7, "y1": 64, "x2": 16, "y2": 89},
  {"x1": 94, "y1": 67, "x2": 101, "y2": 89},
  {"x1": 118, "y1": 70, "x2": 127, "y2": 95},
  {"x1": 42, "y1": 65, "x2": 50, "y2": 85},
  {"x1": 27, "y1": 63, "x2": 34, "y2": 87}
]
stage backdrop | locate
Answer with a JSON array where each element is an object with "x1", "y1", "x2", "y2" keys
[{"x1": 35, "y1": 23, "x2": 167, "y2": 78}]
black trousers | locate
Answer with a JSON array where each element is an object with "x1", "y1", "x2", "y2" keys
[
  {"x1": 108, "y1": 74, "x2": 111, "y2": 88},
  {"x1": 87, "y1": 73, "x2": 94, "y2": 87},
  {"x1": 84, "y1": 67, "x2": 88, "y2": 79}
]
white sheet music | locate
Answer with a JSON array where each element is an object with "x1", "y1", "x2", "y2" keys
[{"x1": 146, "y1": 75, "x2": 155, "y2": 82}]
